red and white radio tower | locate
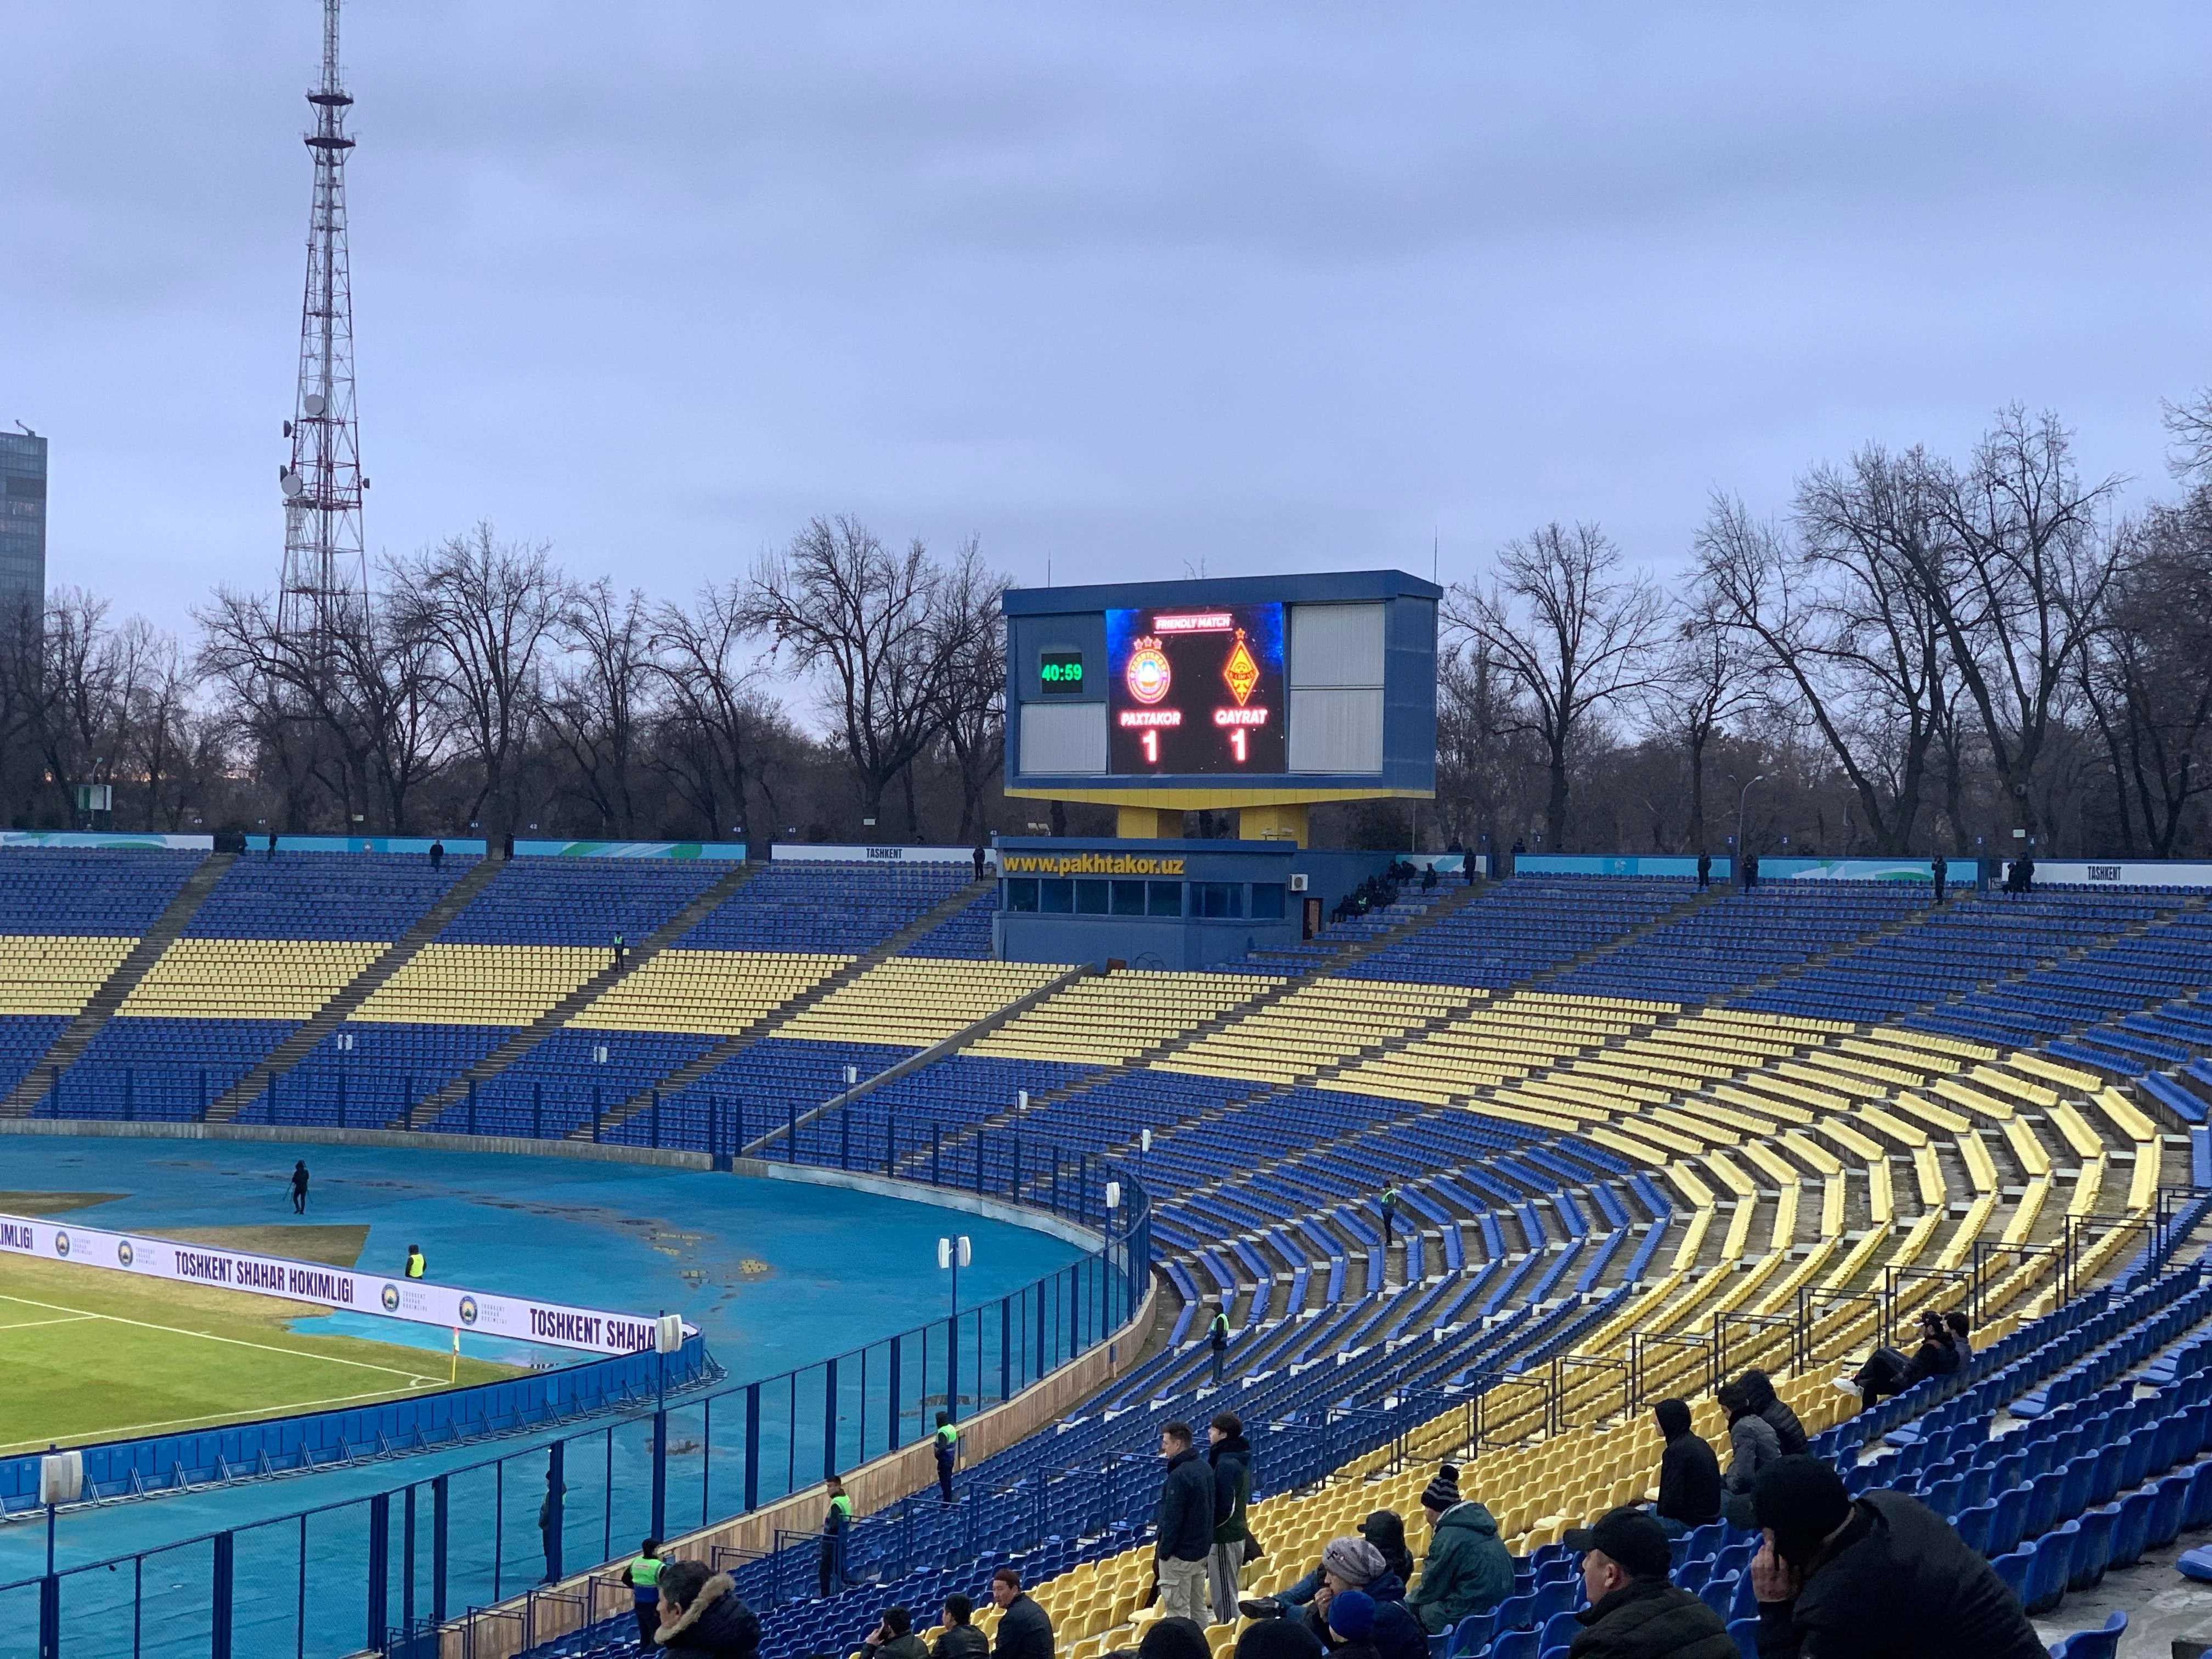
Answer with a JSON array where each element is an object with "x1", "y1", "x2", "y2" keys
[{"x1": 278, "y1": 0, "x2": 368, "y2": 653}]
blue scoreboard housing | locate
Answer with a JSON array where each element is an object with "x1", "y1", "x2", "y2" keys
[{"x1": 1003, "y1": 569, "x2": 1439, "y2": 844}]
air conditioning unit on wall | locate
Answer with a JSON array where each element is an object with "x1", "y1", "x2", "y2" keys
[{"x1": 1289, "y1": 874, "x2": 1309, "y2": 893}]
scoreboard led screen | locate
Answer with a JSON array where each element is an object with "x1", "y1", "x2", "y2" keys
[{"x1": 1105, "y1": 602, "x2": 1286, "y2": 775}]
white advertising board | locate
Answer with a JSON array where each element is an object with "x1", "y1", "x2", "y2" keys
[
  {"x1": 772, "y1": 843, "x2": 995, "y2": 865},
  {"x1": 0, "y1": 1213, "x2": 687, "y2": 1357},
  {"x1": 2033, "y1": 861, "x2": 2212, "y2": 889}
]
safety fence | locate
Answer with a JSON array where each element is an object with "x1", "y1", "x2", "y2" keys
[{"x1": 0, "y1": 1164, "x2": 1148, "y2": 1659}]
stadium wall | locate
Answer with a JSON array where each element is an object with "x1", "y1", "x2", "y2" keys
[
  {"x1": 449, "y1": 1275, "x2": 1163, "y2": 1659},
  {"x1": 0, "y1": 1336, "x2": 715, "y2": 1513}
]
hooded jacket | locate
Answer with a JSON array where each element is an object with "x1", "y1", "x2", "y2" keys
[
  {"x1": 1210, "y1": 1432, "x2": 1252, "y2": 1545},
  {"x1": 1753, "y1": 1490, "x2": 2045, "y2": 1659},
  {"x1": 1406, "y1": 1503, "x2": 1513, "y2": 1634},
  {"x1": 1568, "y1": 1577, "x2": 1735, "y2": 1659},
  {"x1": 1725, "y1": 1410, "x2": 1782, "y2": 1496},
  {"x1": 874, "y1": 1635, "x2": 930, "y2": 1659},
  {"x1": 1653, "y1": 1402, "x2": 1722, "y2": 1528},
  {"x1": 655, "y1": 1573, "x2": 762, "y2": 1658},
  {"x1": 1361, "y1": 1511, "x2": 1417, "y2": 1585},
  {"x1": 1156, "y1": 1446, "x2": 1217, "y2": 1561},
  {"x1": 1738, "y1": 1372, "x2": 1808, "y2": 1457}
]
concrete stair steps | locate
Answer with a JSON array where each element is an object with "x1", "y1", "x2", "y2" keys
[
  {"x1": 3, "y1": 850, "x2": 236, "y2": 1116},
  {"x1": 202, "y1": 854, "x2": 510, "y2": 1124}
]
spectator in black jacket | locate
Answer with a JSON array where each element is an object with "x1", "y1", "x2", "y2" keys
[
  {"x1": 1750, "y1": 1457, "x2": 2044, "y2": 1659},
  {"x1": 1139, "y1": 1618, "x2": 1212, "y2": 1659},
  {"x1": 655, "y1": 1560, "x2": 764, "y2": 1659},
  {"x1": 1943, "y1": 1310, "x2": 1971, "y2": 1359},
  {"x1": 1155, "y1": 1423, "x2": 1217, "y2": 1624},
  {"x1": 1650, "y1": 1398, "x2": 1721, "y2": 1533},
  {"x1": 1853, "y1": 1312, "x2": 1960, "y2": 1409},
  {"x1": 1719, "y1": 1383, "x2": 1781, "y2": 1501},
  {"x1": 1237, "y1": 1620, "x2": 1325, "y2": 1659},
  {"x1": 1207, "y1": 1412, "x2": 1253, "y2": 1623},
  {"x1": 1735, "y1": 1371, "x2": 1808, "y2": 1455},
  {"x1": 932, "y1": 1595, "x2": 988, "y2": 1659},
  {"x1": 863, "y1": 1606, "x2": 930, "y2": 1659},
  {"x1": 1561, "y1": 1508, "x2": 1733, "y2": 1659},
  {"x1": 988, "y1": 1568, "x2": 1054, "y2": 1659}
]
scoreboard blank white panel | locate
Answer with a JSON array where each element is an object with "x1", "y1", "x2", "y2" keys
[
  {"x1": 1288, "y1": 687, "x2": 1384, "y2": 773},
  {"x1": 1020, "y1": 701, "x2": 1108, "y2": 775},
  {"x1": 1288, "y1": 603, "x2": 1385, "y2": 687}
]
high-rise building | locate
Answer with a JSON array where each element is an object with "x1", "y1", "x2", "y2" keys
[{"x1": 0, "y1": 428, "x2": 47, "y2": 622}]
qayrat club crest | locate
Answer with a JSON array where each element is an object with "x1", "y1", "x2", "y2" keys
[{"x1": 1222, "y1": 629, "x2": 1260, "y2": 707}]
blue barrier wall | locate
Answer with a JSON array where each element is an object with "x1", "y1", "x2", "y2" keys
[
  {"x1": 513, "y1": 840, "x2": 748, "y2": 860},
  {"x1": 0, "y1": 1336, "x2": 713, "y2": 1511},
  {"x1": 1513, "y1": 854, "x2": 1719, "y2": 878}
]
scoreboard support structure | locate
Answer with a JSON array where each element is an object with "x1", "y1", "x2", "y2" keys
[{"x1": 1003, "y1": 569, "x2": 1438, "y2": 847}]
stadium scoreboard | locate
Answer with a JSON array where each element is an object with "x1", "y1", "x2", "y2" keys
[{"x1": 1004, "y1": 569, "x2": 1438, "y2": 829}]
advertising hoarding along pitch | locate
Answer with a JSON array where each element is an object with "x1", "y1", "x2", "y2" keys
[
  {"x1": 0, "y1": 1212, "x2": 687, "y2": 1357},
  {"x1": 1105, "y1": 602, "x2": 1286, "y2": 775}
]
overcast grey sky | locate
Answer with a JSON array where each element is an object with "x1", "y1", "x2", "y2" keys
[{"x1": 6, "y1": 2, "x2": 2210, "y2": 624}]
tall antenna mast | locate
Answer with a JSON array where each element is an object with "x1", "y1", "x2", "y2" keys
[{"x1": 278, "y1": 0, "x2": 367, "y2": 657}]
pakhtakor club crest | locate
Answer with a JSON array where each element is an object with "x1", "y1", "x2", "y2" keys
[
  {"x1": 381, "y1": 1283, "x2": 402, "y2": 1312},
  {"x1": 1125, "y1": 637, "x2": 1172, "y2": 704}
]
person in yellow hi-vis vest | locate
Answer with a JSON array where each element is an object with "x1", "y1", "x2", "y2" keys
[
  {"x1": 934, "y1": 1410, "x2": 961, "y2": 1505},
  {"x1": 404, "y1": 1244, "x2": 426, "y2": 1279},
  {"x1": 620, "y1": 1538, "x2": 664, "y2": 1648}
]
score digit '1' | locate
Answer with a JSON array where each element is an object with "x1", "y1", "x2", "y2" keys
[{"x1": 1229, "y1": 730, "x2": 1248, "y2": 763}]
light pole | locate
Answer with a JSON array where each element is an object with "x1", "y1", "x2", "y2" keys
[
  {"x1": 1103, "y1": 1180, "x2": 1125, "y2": 1336},
  {"x1": 1735, "y1": 774, "x2": 1766, "y2": 868},
  {"x1": 938, "y1": 1234, "x2": 970, "y2": 1423}
]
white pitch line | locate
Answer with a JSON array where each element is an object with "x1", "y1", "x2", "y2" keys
[
  {"x1": 0, "y1": 1291, "x2": 443, "y2": 1383},
  {"x1": 0, "y1": 1314, "x2": 96, "y2": 1333},
  {"x1": 0, "y1": 1379, "x2": 446, "y2": 1458}
]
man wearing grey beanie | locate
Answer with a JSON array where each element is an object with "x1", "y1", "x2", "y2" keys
[{"x1": 1301, "y1": 1538, "x2": 1425, "y2": 1659}]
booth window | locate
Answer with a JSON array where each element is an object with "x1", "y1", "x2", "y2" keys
[
  {"x1": 1192, "y1": 881, "x2": 1244, "y2": 919},
  {"x1": 1005, "y1": 878, "x2": 1039, "y2": 912},
  {"x1": 1250, "y1": 883, "x2": 1286, "y2": 920},
  {"x1": 1147, "y1": 880, "x2": 1183, "y2": 917},
  {"x1": 1075, "y1": 878, "x2": 1110, "y2": 914},
  {"x1": 1040, "y1": 878, "x2": 1073, "y2": 913},
  {"x1": 1111, "y1": 880, "x2": 1147, "y2": 916}
]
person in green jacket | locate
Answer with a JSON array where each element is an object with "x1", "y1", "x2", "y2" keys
[
  {"x1": 620, "y1": 1538, "x2": 664, "y2": 1649},
  {"x1": 1406, "y1": 1465, "x2": 1513, "y2": 1635}
]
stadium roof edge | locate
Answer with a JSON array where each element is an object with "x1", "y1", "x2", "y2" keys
[{"x1": 1002, "y1": 567, "x2": 1441, "y2": 615}]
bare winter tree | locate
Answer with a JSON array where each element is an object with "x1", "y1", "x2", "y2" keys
[
  {"x1": 1649, "y1": 584, "x2": 1760, "y2": 854},
  {"x1": 649, "y1": 583, "x2": 789, "y2": 840},
  {"x1": 926, "y1": 537, "x2": 1008, "y2": 847},
  {"x1": 397, "y1": 524, "x2": 569, "y2": 837},
  {"x1": 737, "y1": 516, "x2": 959, "y2": 838},
  {"x1": 1918, "y1": 408, "x2": 2126, "y2": 842},
  {"x1": 2080, "y1": 490, "x2": 2212, "y2": 853},
  {"x1": 1699, "y1": 475, "x2": 1953, "y2": 854},
  {"x1": 1435, "y1": 637, "x2": 1541, "y2": 850},
  {"x1": 1446, "y1": 522, "x2": 1666, "y2": 850},
  {"x1": 544, "y1": 579, "x2": 655, "y2": 835},
  {"x1": 2165, "y1": 388, "x2": 2212, "y2": 484}
]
